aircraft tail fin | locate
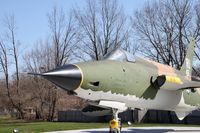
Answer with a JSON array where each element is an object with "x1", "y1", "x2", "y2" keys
[{"x1": 180, "y1": 38, "x2": 196, "y2": 78}]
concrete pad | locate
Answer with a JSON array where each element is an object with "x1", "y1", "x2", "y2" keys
[{"x1": 44, "y1": 126, "x2": 200, "y2": 133}]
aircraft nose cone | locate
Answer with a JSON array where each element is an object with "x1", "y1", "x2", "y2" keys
[{"x1": 42, "y1": 64, "x2": 82, "y2": 91}]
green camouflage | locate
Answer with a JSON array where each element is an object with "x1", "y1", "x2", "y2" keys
[{"x1": 32, "y1": 38, "x2": 200, "y2": 121}]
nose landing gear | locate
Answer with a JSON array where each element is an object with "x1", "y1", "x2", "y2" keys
[{"x1": 109, "y1": 109, "x2": 122, "y2": 133}]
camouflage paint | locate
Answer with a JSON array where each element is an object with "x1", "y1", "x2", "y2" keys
[
  {"x1": 75, "y1": 57, "x2": 200, "y2": 111},
  {"x1": 183, "y1": 90, "x2": 200, "y2": 106},
  {"x1": 76, "y1": 59, "x2": 159, "y2": 99},
  {"x1": 30, "y1": 38, "x2": 199, "y2": 120}
]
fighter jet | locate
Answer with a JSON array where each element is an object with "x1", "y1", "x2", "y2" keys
[{"x1": 29, "y1": 39, "x2": 200, "y2": 133}]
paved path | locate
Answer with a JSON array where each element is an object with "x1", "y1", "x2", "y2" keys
[{"x1": 44, "y1": 127, "x2": 200, "y2": 133}]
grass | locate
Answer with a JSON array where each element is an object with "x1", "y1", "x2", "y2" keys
[
  {"x1": 0, "y1": 116, "x2": 200, "y2": 133},
  {"x1": 0, "y1": 116, "x2": 108, "y2": 133}
]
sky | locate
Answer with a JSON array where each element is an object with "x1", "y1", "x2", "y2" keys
[{"x1": 0, "y1": 0, "x2": 147, "y2": 48}]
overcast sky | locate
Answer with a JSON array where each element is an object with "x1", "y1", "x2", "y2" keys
[{"x1": 0, "y1": 0, "x2": 147, "y2": 47}]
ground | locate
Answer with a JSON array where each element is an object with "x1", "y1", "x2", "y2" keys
[
  {"x1": 1, "y1": 116, "x2": 200, "y2": 133},
  {"x1": 44, "y1": 127, "x2": 200, "y2": 133}
]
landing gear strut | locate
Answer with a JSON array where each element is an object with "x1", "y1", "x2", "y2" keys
[{"x1": 109, "y1": 109, "x2": 122, "y2": 133}]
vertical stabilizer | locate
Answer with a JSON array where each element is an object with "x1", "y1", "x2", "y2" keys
[{"x1": 180, "y1": 38, "x2": 196, "y2": 78}]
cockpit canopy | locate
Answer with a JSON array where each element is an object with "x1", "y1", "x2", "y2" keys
[{"x1": 105, "y1": 48, "x2": 135, "y2": 62}]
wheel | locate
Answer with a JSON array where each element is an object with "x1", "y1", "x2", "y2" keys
[
  {"x1": 109, "y1": 109, "x2": 122, "y2": 133},
  {"x1": 109, "y1": 128, "x2": 120, "y2": 133}
]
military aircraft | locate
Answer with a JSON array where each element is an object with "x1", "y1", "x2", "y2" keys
[{"x1": 29, "y1": 39, "x2": 200, "y2": 133}]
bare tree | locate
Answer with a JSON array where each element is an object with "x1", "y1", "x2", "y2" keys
[
  {"x1": 0, "y1": 39, "x2": 11, "y2": 109},
  {"x1": 48, "y1": 6, "x2": 78, "y2": 67},
  {"x1": 132, "y1": 0, "x2": 196, "y2": 69},
  {"x1": 74, "y1": 0, "x2": 129, "y2": 60},
  {"x1": 5, "y1": 14, "x2": 24, "y2": 118},
  {"x1": 24, "y1": 40, "x2": 52, "y2": 119},
  {"x1": 193, "y1": 1, "x2": 200, "y2": 67},
  {"x1": 0, "y1": 14, "x2": 26, "y2": 118},
  {"x1": 26, "y1": 40, "x2": 59, "y2": 121},
  {"x1": 23, "y1": 6, "x2": 79, "y2": 121},
  {"x1": 132, "y1": 0, "x2": 200, "y2": 123},
  {"x1": 44, "y1": 6, "x2": 79, "y2": 121},
  {"x1": 24, "y1": 40, "x2": 85, "y2": 120},
  {"x1": 4, "y1": 14, "x2": 20, "y2": 86}
]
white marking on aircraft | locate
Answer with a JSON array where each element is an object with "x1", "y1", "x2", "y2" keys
[{"x1": 75, "y1": 88, "x2": 195, "y2": 113}]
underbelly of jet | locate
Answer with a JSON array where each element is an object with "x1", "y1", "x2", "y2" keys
[{"x1": 75, "y1": 88, "x2": 192, "y2": 111}]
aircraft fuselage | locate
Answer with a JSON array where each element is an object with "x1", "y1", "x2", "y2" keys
[{"x1": 74, "y1": 58, "x2": 199, "y2": 112}]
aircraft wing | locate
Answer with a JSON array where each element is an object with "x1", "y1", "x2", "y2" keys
[
  {"x1": 82, "y1": 100, "x2": 128, "y2": 116},
  {"x1": 82, "y1": 104, "x2": 112, "y2": 116}
]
